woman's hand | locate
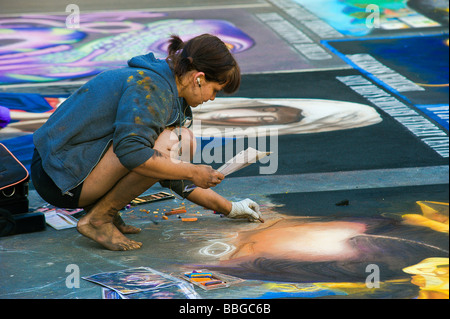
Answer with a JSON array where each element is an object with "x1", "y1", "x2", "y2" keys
[
  {"x1": 227, "y1": 199, "x2": 264, "y2": 223},
  {"x1": 191, "y1": 165, "x2": 225, "y2": 189}
]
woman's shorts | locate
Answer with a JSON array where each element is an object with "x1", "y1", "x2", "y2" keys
[{"x1": 31, "y1": 148, "x2": 83, "y2": 209}]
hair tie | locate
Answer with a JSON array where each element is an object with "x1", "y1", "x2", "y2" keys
[{"x1": 186, "y1": 56, "x2": 193, "y2": 64}]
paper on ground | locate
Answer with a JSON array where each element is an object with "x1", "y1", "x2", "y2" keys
[
  {"x1": 35, "y1": 205, "x2": 82, "y2": 230},
  {"x1": 44, "y1": 210, "x2": 78, "y2": 230},
  {"x1": 83, "y1": 267, "x2": 200, "y2": 299}
]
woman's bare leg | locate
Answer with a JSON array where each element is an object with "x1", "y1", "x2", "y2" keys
[
  {"x1": 77, "y1": 170, "x2": 158, "y2": 251},
  {"x1": 76, "y1": 127, "x2": 195, "y2": 251}
]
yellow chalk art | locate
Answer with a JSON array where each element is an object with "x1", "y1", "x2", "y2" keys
[
  {"x1": 403, "y1": 258, "x2": 449, "y2": 299},
  {"x1": 402, "y1": 201, "x2": 449, "y2": 233}
]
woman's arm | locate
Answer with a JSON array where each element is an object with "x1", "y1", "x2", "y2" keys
[
  {"x1": 132, "y1": 150, "x2": 224, "y2": 189},
  {"x1": 186, "y1": 187, "x2": 232, "y2": 214}
]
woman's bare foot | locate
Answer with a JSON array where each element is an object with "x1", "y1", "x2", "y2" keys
[
  {"x1": 77, "y1": 215, "x2": 142, "y2": 251},
  {"x1": 113, "y1": 214, "x2": 141, "y2": 234},
  {"x1": 81, "y1": 207, "x2": 141, "y2": 235}
]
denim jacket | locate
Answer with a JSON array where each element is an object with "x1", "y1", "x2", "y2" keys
[{"x1": 33, "y1": 53, "x2": 192, "y2": 194}]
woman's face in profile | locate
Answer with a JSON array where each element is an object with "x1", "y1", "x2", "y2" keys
[
  {"x1": 226, "y1": 220, "x2": 367, "y2": 263},
  {"x1": 192, "y1": 98, "x2": 383, "y2": 136}
]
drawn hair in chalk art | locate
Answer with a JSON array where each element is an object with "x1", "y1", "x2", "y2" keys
[
  {"x1": 292, "y1": 0, "x2": 445, "y2": 37},
  {"x1": 192, "y1": 98, "x2": 382, "y2": 137},
  {"x1": 0, "y1": 12, "x2": 254, "y2": 85}
]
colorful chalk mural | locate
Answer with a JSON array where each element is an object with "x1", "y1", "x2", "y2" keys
[
  {"x1": 160, "y1": 197, "x2": 448, "y2": 299},
  {"x1": 323, "y1": 34, "x2": 449, "y2": 131},
  {"x1": 292, "y1": 0, "x2": 447, "y2": 36},
  {"x1": 192, "y1": 97, "x2": 383, "y2": 137},
  {"x1": 98, "y1": 192, "x2": 447, "y2": 299},
  {"x1": 0, "y1": 92, "x2": 63, "y2": 170},
  {"x1": 0, "y1": 12, "x2": 254, "y2": 85}
]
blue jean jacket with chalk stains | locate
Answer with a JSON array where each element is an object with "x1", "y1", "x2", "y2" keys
[{"x1": 33, "y1": 53, "x2": 192, "y2": 195}]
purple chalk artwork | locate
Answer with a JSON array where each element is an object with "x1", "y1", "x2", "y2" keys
[{"x1": 0, "y1": 11, "x2": 254, "y2": 84}]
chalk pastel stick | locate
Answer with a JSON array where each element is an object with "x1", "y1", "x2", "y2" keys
[
  {"x1": 190, "y1": 278, "x2": 211, "y2": 283},
  {"x1": 186, "y1": 272, "x2": 212, "y2": 278},
  {"x1": 202, "y1": 280, "x2": 224, "y2": 286},
  {"x1": 165, "y1": 209, "x2": 187, "y2": 216},
  {"x1": 165, "y1": 211, "x2": 186, "y2": 216}
]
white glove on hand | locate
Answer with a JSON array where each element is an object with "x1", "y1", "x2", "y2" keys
[{"x1": 227, "y1": 199, "x2": 264, "y2": 222}]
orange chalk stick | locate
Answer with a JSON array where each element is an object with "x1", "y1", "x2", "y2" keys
[
  {"x1": 181, "y1": 218, "x2": 197, "y2": 222},
  {"x1": 172, "y1": 209, "x2": 187, "y2": 213},
  {"x1": 190, "y1": 277, "x2": 211, "y2": 283},
  {"x1": 165, "y1": 209, "x2": 187, "y2": 216}
]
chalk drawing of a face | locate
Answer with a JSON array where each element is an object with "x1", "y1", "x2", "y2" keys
[
  {"x1": 192, "y1": 98, "x2": 383, "y2": 137},
  {"x1": 202, "y1": 202, "x2": 448, "y2": 284},
  {"x1": 121, "y1": 273, "x2": 168, "y2": 287},
  {"x1": 226, "y1": 220, "x2": 367, "y2": 263}
]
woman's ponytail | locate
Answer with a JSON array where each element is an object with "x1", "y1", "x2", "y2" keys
[{"x1": 167, "y1": 35, "x2": 185, "y2": 56}]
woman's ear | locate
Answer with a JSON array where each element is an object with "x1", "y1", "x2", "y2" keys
[{"x1": 193, "y1": 71, "x2": 205, "y2": 87}]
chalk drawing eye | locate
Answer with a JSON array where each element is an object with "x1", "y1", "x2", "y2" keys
[
  {"x1": 199, "y1": 241, "x2": 235, "y2": 257},
  {"x1": 260, "y1": 116, "x2": 277, "y2": 123}
]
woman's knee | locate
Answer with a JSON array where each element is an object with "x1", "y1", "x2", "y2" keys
[{"x1": 154, "y1": 127, "x2": 197, "y2": 162}]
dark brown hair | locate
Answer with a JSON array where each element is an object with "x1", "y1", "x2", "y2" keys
[{"x1": 167, "y1": 34, "x2": 241, "y2": 94}]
